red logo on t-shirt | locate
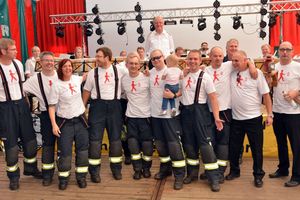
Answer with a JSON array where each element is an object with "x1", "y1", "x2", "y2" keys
[
  {"x1": 185, "y1": 77, "x2": 192, "y2": 88},
  {"x1": 69, "y1": 83, "x2": 76, "y2": 95},
  {"x1": 9, "y1": 70, "x2": 17, "y2": 82},
  {"x1": 131, "y1": 80, "x2": 136, "y2": 92},
  {"x1": 278, "y1": 70, "x2": 285, "y2": 82},
  {"x1": 213, "y1": 71, "x2": 219, "y2": 83},
  {"x1": 49, "y1": 80, "x2": 53, "y2": 87},
  {"x1": 154, "y1": 75, "x2": 159, "y2": 86},
  {"x1": 236, "y1": 73, "x2": 243, "y2": 86},
  {"x1": 104, "y1": 72, "x2": 110, "y2": 83}
]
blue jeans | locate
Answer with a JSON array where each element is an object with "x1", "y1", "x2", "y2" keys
[{"x1": 162, "y1": 84, "x2": 179, "y2": 110}]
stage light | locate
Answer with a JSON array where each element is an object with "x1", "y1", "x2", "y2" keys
[
  {"x1": 138, "y1": 35, "x2": 145, "y2": 43},
  {"x1": 97, "y1": 37, "x2": 104, "y2": 45},
  {"x1": 150, "y1": 21, "x2": 155, "y2": 31},
  {"x1": 164, "y1": 20, "x2": 177, "y2": 25},
  {"x1": 260, "y1": 8, "x2": 268, "y2": 16},
  {"x1": 296, "y1": 12, "x2": 300, "y2": 25},
  {"x1": 180, "y1": 19, "x2": 193, "y2": 24},
  {"x1": 136, "y1": 13, "x2": 142, "y2": 22},
  {"x1": 93, "y1": 16, "x2": 101, "y2": 24},
  {"x1": 137, "y1": 26, "x2": 143, "y2": 34},
  {"x1": 259, "y1": 30, "x2": 267, "y2": 39},
  {"x1": 214, "y1": 22, "x2": 221, "y2": 31},
  {"x1": 260, "y1": 20, "x2": 267, "y2": 28},
  {"x1": 269, "y1": 13, "x2": 277, "y2": 27},
  {"x1": 197, "y1": 17, "x2": 206, "y2": 31},
  {"x1": 213, "y1": 0, "x2": 220, "y2": 8},
  {"x1": 96, "y1": 27, "x2": 103, "y2": 35},
  {"x1": 233, "y1": 15, "x2": 242, "y2": 30},
  {"x1": 214, "y1": 32, "x2": 221, "y2": 41},
  {"x1": 117, "y1": 20, "x2": 126, "y2": 35},
  {"x1": 134, "y1": 2, "x2": 141, "y2": 12},
  {"x1": 55, "y1": 24, "x2": 64, "y2": 38},
  {"x1": 213, "y1": 10, "x2": 221, "y2": 19},
  {"x1": 261, "y1": 0, "x2": 268, "y2": 5},
  {"x1": 84, "y1": 23, "x2": 93, "y2": 37},
  {"x1": 92, "y1": 4, "x2": 99, "y2": 15}
]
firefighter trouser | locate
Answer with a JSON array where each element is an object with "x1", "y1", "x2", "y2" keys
[
  {"x1": 181, "y1": 103, "x2": 219, "y2": 183},
  {"x1": 40, "y1": 111, "x2": 56, "y2": 179},
  {"x1": 273, "y1": 113, "x2": 300, "y2": 182},
  {"x1": 127, "y1": 117, "x2": 153, "y2": 172},
  {"x1": 0, "y1": 98, "x2": 38, "y2": 180},
  {"x1": 56, "y1": 116, "x2": 89, "y2": 181},
  {"x1": 151, "y1": 117, "x2": 186, "y2": 180},
  {"x1": 120, "y1": 98, "x2": 130, "y2": 158},
  {"x1": 211, "y1": 109, "x2": 231, "y2": 175},
  {"x1": 229, "y1": 116, "x2": 265, "y2": 179},
  {"x1": 88, "y1": 99, "x2": 123, "y2": 176}
]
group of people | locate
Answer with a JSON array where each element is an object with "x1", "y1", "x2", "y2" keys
[{"x1": 0, "y1": 15, "x2": 300, "y2": 194}]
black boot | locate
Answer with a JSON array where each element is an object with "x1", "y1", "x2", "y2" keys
[{"x1": 9, "y1": 178, "x2": 19, "y2": 190}]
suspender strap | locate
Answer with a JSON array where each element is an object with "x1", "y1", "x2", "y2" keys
[
  {"x1": 37, "y1": 72, "x2": 49, "y2": 110},
  {"x1": 12, "y1": 60, "x2": 24, "y2": 97},
  {"x1": 94, "y1": 67, "x2": 101, "y2": 99},
  {"x1": 0, "y1": 64, "x2": 11, "y2": 101},
  {"x1": 194, "y1": 71, "x2": 205, "y2": 104},
  {"x1": 112, "y1": 64, "x2": 119, "y2": 100}
]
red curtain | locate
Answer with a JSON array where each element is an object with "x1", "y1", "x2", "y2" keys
[
  {"x1": 36, "y1": 0, "x2": 85, "y2": 55},
  {"x1": 269, "y1": 0, "x2": 300, "y2": 55}
]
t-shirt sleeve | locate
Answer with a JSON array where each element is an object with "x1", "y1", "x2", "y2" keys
[
  {"x1": 257, "y1": 70, "x2": 270, "y2": 95},
  {"x1": 83, "y1": 69, "x2": 94, "y2": 92},
  {"x1": 204, "y1": 73, "x2": 216, "y2": 94},
  {"x1": 48, "y1": 82, "x2": 59, "y2": 105}
]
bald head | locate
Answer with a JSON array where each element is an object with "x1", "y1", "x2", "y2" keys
[
  {"x1": 278, "y1": 41, "x2": 293, "y2": 65},
  {"x1": 232, "y1": 50, "x2": 248, "y2": 71},
  {"x1": 210, "y1": 46, "x2": 224, "y2": 68}
]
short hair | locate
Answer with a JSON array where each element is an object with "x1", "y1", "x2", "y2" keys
[
  {"x1": 188, "y1": 49, "x2": 201, "y2": 58},
  {"x1": 96, "y1": 47, "x2": 112, "y2": 61},
  {"x1": 226, "y1": 38, "x2": 239, "y2": 47},
  {"x1": 0, "y1": 38, "x2": 15, "y2": 55},
  {"x1": 32, "y1": 46, "x2": 40, "y2": 52},
  {"x1": 137, "y1": 46, "x2": 145, "y2": 51},
  {"x1": 261, "y1": 44, "x2": 271, "y2": 49},
  {"x1": 150, "y1": 49, "x2": 163, "y2": 58},
  {"x1": 201, "y1": 42, "x2": 208, "y2": 46},
  {"x1": 234, "y1": 50, "x2": 248, "y2": 59},
  {"x1": 210, "y1": 46, "x2": 223, "y2": 55},
  {"x1": 175, "y1": 46, "x2": 184, "y2": 53},
  {"x1": 126, "y1": 52, "x2": 140, "y2": 63},
  {"x1": 166, "y1": 54, "x2": 178, "y2": 67},
  {"x1": 39, "y1": 51, "x2": 54, "y2": 60},
  {"x1": 75, "y1": 46, "x2": 82, "y2": 52},
  {"x1": 153, "y1": 16, "x2": 164, "y2": 24},
  {"x1": 57, "y1": 59, "x2": 73, "y2": 81}
]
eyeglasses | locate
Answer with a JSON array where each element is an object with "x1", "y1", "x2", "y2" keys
[
  {"x1": 151, "y1": 55, "x2": 162, "y2": 61},
  {"x1": 279, "y1": 48, "x2": 293, "y2": 53}
]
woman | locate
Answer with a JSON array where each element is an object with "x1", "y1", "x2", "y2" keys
[{"x1": 48, "y1": 59, "x2": 88, "y2": 190}]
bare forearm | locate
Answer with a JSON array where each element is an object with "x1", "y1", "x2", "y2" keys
[
  {"x1": 263, "y1": 93, "x2": 272, "y2": 116},
  {"x1": 209, "y1": 93, "x2": 220, "y2": 120},
  {"x1": 48, "y1": 106, "x2": 57, "y2": 127},
  {"x1": 82, "y1": 90, "x2": 91, "y2": 107}
]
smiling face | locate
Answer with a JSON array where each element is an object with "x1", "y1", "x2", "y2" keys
[
  {"x1": 2, "y1": 44, "x2": 17, "y2": 60},
  {"x1": 232, "y1": 51, "x2": 248, "y2": 71},
  {"x1": 126, "y1": 55, "x2": 140, "y2": 76},
  {"x1": 210, "y1": 47, "x2": 224, "y2": 68},
  {"x1": 62, "y1": 60, "x2": 73, "y2": 80},
  {"x1": 154, "y1": 16, "x2": 164, "y2": 34},
  {"x1": 150, "y1": 50, "x2": 165, "y2": 70},
  {"x1": 186, "y1": 50, "x2": 201, "y2": 72},
  {"x1": 40, "y1": 54, "x2": 55, "y2": 74}
]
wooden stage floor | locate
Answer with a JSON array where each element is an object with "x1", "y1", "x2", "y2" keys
[{"x1": 0, "y1": 153, "x2": 299, "y2": 200}]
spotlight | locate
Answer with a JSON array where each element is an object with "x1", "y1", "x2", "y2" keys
[
  {"x1": 269, "y1": 13, "x2": 277, "y2": 27},
  {"x1": 55, "y1": 24, "x2": 64, "y2": 38},
  {"x1": 213, "y1": 10, "x2": 221, "y2": 19},
  {"x1": 92, "y1": 4, "x2": 99, "y2": 15},
  {"x1": 97, "y1": 37, "x2": 104, "y2": 45},
  {"x1": 260, "y1": 20, "x2": 267, "y2": 28},
  {"x1": 180, "y1": 19, "x2": 193, "y2": 24},
  {"x1": 93, "y1": 16, "x2": 101, "y2": 24},
  {"x1": 213, "y1": 0, "x2": 220, "y2": 8},
  {"x1": 84, "y1": 23, "x2": 93, "y2": 37},
  {"x1": 138, "y1": 35, "x2": 145, "y2": 43},
  {"x1": 135, "y1": 13, "x2": 142, "y2": 22},
  {"x1": 150, "y1": 21, "x2": 155, "y2": 31},
  {"x1": 214, "y1": 22, "x2": 221, "y2": 31},
  {"x1": 137, "y1": 26, "x2": 143, "y2": 34},
  {"x1": 134, "y1": 2, "x2": 141, "y2": 12},
  {"x1": 214, "y1": 32, "x2": 221, "y2": 41},
  {"x1": 96, "y1": 27, "x2": 103, "y2": 35},
  {"x1": 117, "y1": 20, "x2": 126, "y2": 35},
  {"x1": 164, "y1": 20, "x2": 177, "y2": 25},
  {"x1": 259, "y1": 30, "x2": 267, "y2": 39},
  {"x1": 233, "y1": 15, "x2": 242, "y2": 30},
  {"x1": 296, "y1": 12, "x2": 300, "y2": 25},
  {"x1": 260, "y1": 8, "x2": 268, "y2": 16},
  {"x1": 261, "y1": 0, "x2": 268, "y2": 5},
  {"x1": 197, "y1": 18, "x2": 206, "y2": 31}
]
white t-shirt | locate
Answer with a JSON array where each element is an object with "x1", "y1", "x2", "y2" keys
[
  {"x1": 23, "y1": 71, "x2": 58, "y2": 111},
  {"x1": 163, "y1": 67, "x2": 182, "y2": 85},
  {"x1": 181, "y1": 69, "x2": 216, "y2": 106},
  {"x1": 150, "y1": 66, "x2": 180, "y2": 118},
  {"x1": 0, "y1": 59, "x2": 25, "y2": 101},
  {"x1": 25, "y1": 57, "x2": 37, "y2": 77},
  {"x1": 230, "y1": 69, "x2": 269, "y2": 120},
  {"x1": 273, "y1": 61, "x2": 300, "y2": 114},
  {"x1": 205, "y1": 61, "x2": 233, "y2": 111},
  {"x1": 145, "y1": 30, "x2": 174, "y2": 57},
  {"x1": 122, "y1": 73, "x2": 150, "y2": 118},
  {"x1": 48, "y1": 75, "x2": 85, "y2": 119},
  {"x1": 84, "y1": 65, "x2": 128, "y2": 100}
]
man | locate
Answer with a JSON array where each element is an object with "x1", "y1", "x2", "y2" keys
[
  {"x1": 175, "y1": 47, "x2": 184, "y2": 58},
  {"x1": 180, "y1": 49, "x2": 223, "y2": 192},
  {"x1": 122, "y1": 52, "x2": 153, "y2": 180},
  {"x1": 200, "y1": 42, "x2": 209, "y2": 57},
  {"x1": 25, "y1": 46, "x2": 40, "y2": 79},
  {"x1": 223, "y1": 39, "x2": 239, "y2": 62},
  {"x1": 83, "y1": 47, "x2": 126, "y2": 182},
  {"x1": 23, "y1": 51, "x2": 58, "y2": 186},
  {"x1": 145, "y1": 16, "x2": 174, "y2": 57},
  {"x1": 270, "y1": 41, "x2": 300, "y2": 187},
  {"x1": 149, "y1": 49, "x2": 186, "y2": 190},
  {"x1": 0, "y1": 38, "x2": 41, "y2": 190},
  {"x1": 226, "y1": 50, "x2": 273, "y2": 188},
  {"x1": 137, "y1": 46, "x2": 148, "y2": 61},
  {"x1": 261, "y1": 44, "x2": 272, "y2": 58}
]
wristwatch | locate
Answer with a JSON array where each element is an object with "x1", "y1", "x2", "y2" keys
[{"x1": 173, "y1": 93, "x2": 177, "y2": 98}]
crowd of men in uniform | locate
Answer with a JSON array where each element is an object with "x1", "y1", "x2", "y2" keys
[{"x1": 0, "y1": 16, "x2": 300, "y2": 193}]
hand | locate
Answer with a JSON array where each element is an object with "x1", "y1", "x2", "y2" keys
[
  {"x1": 215, "y1": 118, "x2": 224, "y2": 131},
  {"x1": 163, "y1": 88, "x2": 175, "y2": 99},
  {"x1": 183, "y1": 66, "x2": 190, "y2": 77},
  {"x1": 161, "y1": 75, "x2": 166, "y2": 80},
  {"x1": 52, "y1": 123, "x2": 61, "y2": 137},
  {"x1": 142, "y1": 68, "x2": 150, "y2": 77},
  {"x1": 287, "y1": 89, "x2": 300, "y2": 100},
  {"x1": 82, "y1": 72, "x2": 88, "y2": 82},
  {"x1": 266, "y1": 116, "x2": 273, "y2": 126}
]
